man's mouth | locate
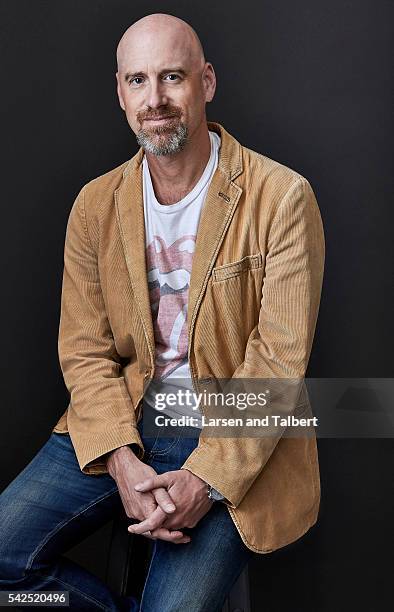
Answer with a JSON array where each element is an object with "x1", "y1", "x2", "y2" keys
[{"x1": 143, "y1": 115, "x2": 178, "y2": 123}]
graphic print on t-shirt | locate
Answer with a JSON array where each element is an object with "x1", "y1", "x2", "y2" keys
[{"x1": 146, "y1": 233, "x2": 196, "y2": 380}]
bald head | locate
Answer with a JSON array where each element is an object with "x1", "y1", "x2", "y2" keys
[{"x1": 117, "y1": 13, "x2": 205, "y2": 74}]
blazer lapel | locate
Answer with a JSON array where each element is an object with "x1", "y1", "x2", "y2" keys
[
  {"x1": 114, "y1": 149, "x2": 156, "y2": 362},
  {"x1": 187, "y1": 166, "x2": 242, "y2": 340},
  {"x1": 187, "y1": 122, "x2": 244, "y2": 340}
]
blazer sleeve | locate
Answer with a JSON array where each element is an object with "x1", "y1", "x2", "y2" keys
[
  {"x1": 181, "y1": 177, "x2": 325, "y2": 507},
  {"x1": 57, "y1": 186, "x2": 144, "y2": 475}
]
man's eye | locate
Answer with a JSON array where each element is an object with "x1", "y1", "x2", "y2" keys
[
  {"x1": 130, "y1": 77, "x2": 143, "y2": 85},
  {"x1": 164, "y1": 74, "x2": 179, "y2": 81}
]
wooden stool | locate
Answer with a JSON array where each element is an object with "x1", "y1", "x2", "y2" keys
[{"x1": 106, "y1": 507, "x2": 251, "y2": 611}]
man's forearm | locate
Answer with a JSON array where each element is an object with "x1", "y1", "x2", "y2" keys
[{"x1": 58, "y1": 187, "x2": 145, "y2": 475}]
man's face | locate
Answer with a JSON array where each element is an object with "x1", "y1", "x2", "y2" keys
[{"x1": 116, "y1": 29, "x2": 215, "y2": 155}]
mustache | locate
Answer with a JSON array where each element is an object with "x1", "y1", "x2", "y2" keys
[{"x1": 137, "y1": 108, "x2": 182, "y2": 122}]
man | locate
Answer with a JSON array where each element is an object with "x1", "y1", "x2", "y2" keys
[{"x1": 0, "y1": 12, "x2": 325, "y2": 612}]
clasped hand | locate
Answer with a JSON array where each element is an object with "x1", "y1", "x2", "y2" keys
[
  {"x1": 107, "y1": 446, "x2": 213, "y2": 544},
  {"x1": 130, "y1": 469, "x2": 214, "y2": 539}
]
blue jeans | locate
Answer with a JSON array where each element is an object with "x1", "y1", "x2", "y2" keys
[{"x1": 0, "y1": 411, "x2": 253, "y2": 611}]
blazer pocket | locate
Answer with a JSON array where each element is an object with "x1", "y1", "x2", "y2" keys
[{"x1": 212, "y1": 253, "x2": 263, "y2": 282}]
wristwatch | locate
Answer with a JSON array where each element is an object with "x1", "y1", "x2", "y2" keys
[{"x1": 206, "y1": 484, "x2": 225, "y2": 502}]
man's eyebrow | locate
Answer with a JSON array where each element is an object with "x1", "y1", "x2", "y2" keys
[{"x1": 124, "y1": 68, "x2": 187, "y2": 82}]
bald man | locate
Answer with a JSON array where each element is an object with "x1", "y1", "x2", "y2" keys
[{"x1": 0, "y1": 11, "x2": 325, "y2": 612}]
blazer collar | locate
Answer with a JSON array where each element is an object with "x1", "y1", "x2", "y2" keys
[{"x1": 114, "y1": 121, "x2": 244, "y2": 370}]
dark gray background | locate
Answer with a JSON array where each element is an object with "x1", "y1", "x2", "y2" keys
[{"x1": 1, "y1": 1, "x2": 393, "y2": 610}]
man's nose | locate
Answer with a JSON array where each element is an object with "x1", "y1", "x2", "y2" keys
[{"x1": 145, "y1": 80, "x2": 168, "y2": 109}]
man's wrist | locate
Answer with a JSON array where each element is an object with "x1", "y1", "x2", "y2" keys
[
  {"x1": 106, "y1": 444, "x2": 140, "y2": 474},
  {"x1": 128, "y1": 443, "x2": 143, "y2": 458}
]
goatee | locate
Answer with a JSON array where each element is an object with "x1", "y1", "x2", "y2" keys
[{"x1": 136, "y1": 121, "x2": 188, "y2": 156}]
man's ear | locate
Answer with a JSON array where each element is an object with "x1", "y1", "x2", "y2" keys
[
  {"x1": 203, "y1": 63, "x2": 216, "y2": 103},
  {"x1": 116, "y1": 72, "x2": 126, "y2": 111}
]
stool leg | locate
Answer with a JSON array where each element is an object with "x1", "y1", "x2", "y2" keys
[
  {"x1": 106, "y1": 510, "x2": 131, "y2": 596},
  {"x1": 125, "y1": 533, "x2": 153, "y2": 600},
  {"x1": 106, "y1": 509, "x2": 153, "y2": 601}
]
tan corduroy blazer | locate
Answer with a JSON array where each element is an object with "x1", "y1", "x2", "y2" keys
[{"x1": 52, "y1": 121, "x2": 325, "y2": 554}]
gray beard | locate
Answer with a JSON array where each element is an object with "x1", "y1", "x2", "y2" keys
[{"x1": 136, "y1": 123, "x2": 188, "y2": 156}]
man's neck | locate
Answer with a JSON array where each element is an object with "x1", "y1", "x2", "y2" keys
[{"x1": 145, "y1": 123, "x2": 211, "y2": 205}]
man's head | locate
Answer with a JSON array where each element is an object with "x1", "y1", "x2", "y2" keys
[{"x1": 116, "y1": 13, "x2": 216, "y2": 156}]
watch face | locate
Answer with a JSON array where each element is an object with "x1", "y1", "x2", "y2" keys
[{"x1": 209, "y1": 487, "x2": 223, "y2": 501}]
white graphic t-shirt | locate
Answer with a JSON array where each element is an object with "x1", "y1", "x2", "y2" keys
[{"x1": 142, "y1": 130, "x2": 221, "y2": 426}]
